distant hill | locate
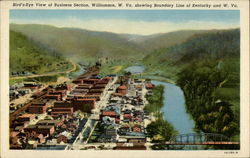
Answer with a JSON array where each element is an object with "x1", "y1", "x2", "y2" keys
[
  {"x1": 10, "y1": 30, "x2": 71, "y2": 75},
  {"x1": 10, "y1": 24, "x2": 217, "y2": 64},
  {"x1": 143, "y1": 29, "x2": 240, "y2": 79},
  {"x1": 131, "y1": 30, "x2": 214, "y2": 52},
  {"x1": 10, "y1": 24, "x2": 144, "y2": 63}
]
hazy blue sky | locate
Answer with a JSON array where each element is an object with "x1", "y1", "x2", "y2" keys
[{"x1": 10, "y1": 10, "x2": 240, "y2": 35}]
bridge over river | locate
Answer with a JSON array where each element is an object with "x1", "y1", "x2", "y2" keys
[{"x1": 150, "y1": 133, "x2": 240, "y2": 150}]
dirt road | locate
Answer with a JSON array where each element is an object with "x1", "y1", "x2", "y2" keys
[{"x1": 10, "y1": 60, "x2": 77, "y2": 80}]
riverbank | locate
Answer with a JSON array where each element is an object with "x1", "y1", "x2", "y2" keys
[
  {"x1": 152, "y1": 81, "x2": 195, "y2": 134},
  {"x1": 145, "y1": 84, "x2": 177, "y2": 145}
]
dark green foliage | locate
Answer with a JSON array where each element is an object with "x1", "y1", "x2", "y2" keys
[
  {"x1": 143, "y1": 29, "x2": 240, "y2": 79},
  {"x1": 146, "y1": 118, "x2": 177, "y2": 142},
  {"x1": 10, "y1": 30, "x2": 70, "y2": 75},
  {"x1": 143, "y1": 29, "x2": 240, "y2": 140},
  {"x1": 144, "y1": 85, "x2": 177, "y2": 143},
  {"x1": 24, "y1": 75, "x2": 58, "y2": 83},
  {"x1": 144, "y1": 85, "x2": 164, "y2": 113},
  {"x1": 177, "y1": 59, "x2": 239, "y2": 138}
]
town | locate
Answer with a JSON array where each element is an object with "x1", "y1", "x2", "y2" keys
[{"x1": 9, "y1": 66, "x2": 156, "y2": 150}]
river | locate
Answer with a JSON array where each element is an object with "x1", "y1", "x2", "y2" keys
[
  {"x1": 125, "y1": 65, "x2": 144, "y2": 74},
  {"x1": 152, "y1": 81, "x2": 195, "y2": 134},
  {"x1": 68, "y1": 64, "x2": 85, "y2": 79},
  {"x1": 126, "y1": 65, "x2": 195, "y2": 134}
]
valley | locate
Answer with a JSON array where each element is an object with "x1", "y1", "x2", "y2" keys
[{"x1": 9, "y1": 23, "x2": 240, "y2": 150}]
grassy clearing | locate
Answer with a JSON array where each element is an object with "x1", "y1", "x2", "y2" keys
[{"x1": 111, "y1": 65, "x2": 123, "y2": 73}]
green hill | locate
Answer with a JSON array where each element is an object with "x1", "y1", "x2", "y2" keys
[
  {"x1": 10, "y1": 24, "x2": 144, "y2": 63},
  {"x1": 143, "y1": 29, "x2": 240, "y2": 79},
  {"x1": 143, "y1": 29, "x2": 240, "y2": 140},
  {"x1": 10, "y1": 30, "x2": 71, "y2": 76},
  {"x1": 10, "y1": 24, "x2": 214, "y2": 64},
  {"x1": 131, "y1": 30, "x2": 214, "y2": 52}
]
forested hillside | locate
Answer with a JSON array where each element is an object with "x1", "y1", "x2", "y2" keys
[
  {"x1": 10, "y1": 31, "x2": 71, "y2": 76},
  {"x1": 144, "y1": 29, "x2": 240, "y2": 140},
  {"x1": 10, "y1": 24, "x2": 144, "y2": 63}
]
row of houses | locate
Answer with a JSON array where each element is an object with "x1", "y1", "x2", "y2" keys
[{"x1": 10, "y1": 114, "x2": 86, "y2": 149}]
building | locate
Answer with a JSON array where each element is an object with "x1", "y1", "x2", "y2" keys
[
  {"x1": 82, "y1": 94, "x2": 101, "y2": 101},
  {"x1": 45, "y1": 90, "x2": 66, "y2": 101},
  {"x1": 145, "y1": 83, "x2": 155, "y2": 89},
  {"x1": 51, "y1": 107, "x2": 74, "y2": 116},
  {"x1": 132, "y1": 125, "x2": 142, "y2": 133},
  {"x1": 22, "y1": 82, "x2": 40, "y2": 91},
  {"x1": 114, "y1": 142, "x2": 146, "y2": 150},
  {"x1": 101, "y1": 109, "x2": 120, "y2": 124},
  {"x1": 57, "y1": 135, "x2": 68, "y2": 144},
  {"x1": 55, "y1": 84, "x2": 71, "y2": 91},
  {"x1": 45, "y1": 94, "x2": 61, "y2": 100},
  {"x1": 75, "y1": 84, "x2": 93, "y2": 89},
  {"x1": 116, "y1": 85, "x2": 128, "y2": 96},
  {"x1": 73, "y1": 98, "x2": 96, "y2": 112},
  {"x1": 54, "y1": 101, "x2": 72, "y2": 108},
  {"x1": 36, "y1": 119, "x2": 64, "y2": 127},
  {"x1": 18, "y1": 114, "x2": 35, "y2": 122},
  {"x1": 24, "y1": 125, "x2": 55, "y2": 136},
  {"x1": 72, "y1": 79, "x2": 84, "y2": 85},
  {"x1": 28, "y1": 102, "x2": 47, "y2": 114},
  {"x1": 82, "y1": 79, "x2": 99, "y2": 84}
]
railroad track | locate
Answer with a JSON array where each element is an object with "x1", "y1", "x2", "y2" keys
[
  {"x1": 9, "y1": 91, "x2": 47, "y2": 125},
  {"x1": 9, "y1": 66, "x2": 100, "y2": 126}
]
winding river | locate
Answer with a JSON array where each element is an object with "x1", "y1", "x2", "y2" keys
[
  {"x1": 152, "y1": 81, "x2": 195, "y2": 134},
  {"x1": 125, "y1": 65, "x2": 195, "y2": 134},
  {"x1": 68, "y1": 64, "x2": 85, "y2": 79}
]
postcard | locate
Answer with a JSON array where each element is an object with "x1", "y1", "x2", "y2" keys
[{"x1": 0, "y1": 0, "x2": 249, "y2": 158}]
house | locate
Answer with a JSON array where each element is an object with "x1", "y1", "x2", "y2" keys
[
  {"x1": 132, "y1": 124, "x2": 141, "y2": 133},
  {"x1": 57, "y1": 135, "x2": 67, "y2": 144},
  {"x1": 118, "y1": 126, "x2": 130, "y2": 135},
  {"x1": 101, "y1": 106, "x2": 120, "y2": 124},
  {"x1": 56, "y1": 131, "x2": 72, "y2": 144},
  {"x1": 123, "y1": 113, "x2": 132, "y2": 121},
  {"x1": 145, "y1": 83, "x2": 155, "y2": 89},
  {"x1": 101, "y1": 111, "x2": 120, "y2": 123}
]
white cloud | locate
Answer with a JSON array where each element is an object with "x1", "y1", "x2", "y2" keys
[{"x1": 10, "y1": 18, "x2": 239, "y2": 35}]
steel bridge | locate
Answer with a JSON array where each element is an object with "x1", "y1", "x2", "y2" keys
[{"x1": 164, "y1": 133, "x2": 240, "y2": 145}]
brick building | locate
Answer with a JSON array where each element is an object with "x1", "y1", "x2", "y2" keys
[
  {"x1": 28, "y1": 102, "x2": 47, "y2": 114},
  {"x1": 116, "y1": 85, "x2": 128, "y2": 96}
]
